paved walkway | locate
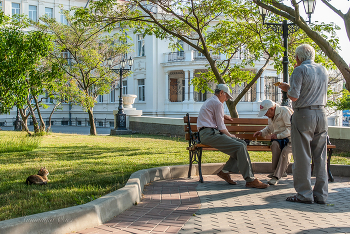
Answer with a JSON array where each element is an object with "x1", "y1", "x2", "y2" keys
[{"x1": 70, "y1": 174, "x2": 350, "y2": 234}]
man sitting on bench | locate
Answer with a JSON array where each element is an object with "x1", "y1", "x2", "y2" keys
[
  {"x1": 253, "y1": 99, "x2": 293, "y2": 185},
  {"x1": 197, "y1": 84, "x2": 269, "y2": 189}
]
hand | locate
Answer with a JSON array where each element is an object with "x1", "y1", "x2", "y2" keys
[
  {"x1": 224, "y1": 115, "x2": 234, "y2": 122},
  {"x1": 271, "y1": 134, "x2": 277, "y2": 140},
  {"x1": 230, "y1": 133, "x2": 237, "y2": 138},
  {"x1": 278, "y1": 82, "x2": 290, "y2": 92},
  {"x1": 253, "y1": 131, "x2": 262, "y2": 137}
]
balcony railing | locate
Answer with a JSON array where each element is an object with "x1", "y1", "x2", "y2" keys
[
  {"x1": 167, "y1": 51, "x2": 185, "y2": 62},
  {"x1": 165, "y1": 50, "x2": 222, "y2": 63}
]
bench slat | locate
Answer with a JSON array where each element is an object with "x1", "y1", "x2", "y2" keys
[
  {"x1": 187, "y1": 144, "x2": 335, "y2": 151},
  {"x1": 184, "y1": 116, "x2": 268, "y2": 125},
  {"x1": 185, "y1": 125, "x2": 266, "y2": 133},
  {"x1": 185, "y1": 133, "x2": 271, "y2": 141}
]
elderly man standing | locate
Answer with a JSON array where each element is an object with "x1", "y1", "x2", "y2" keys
[
  {"x1": 253, "y1": 99, "x2": 293, "y2": 185},
  {"x1": 279, "y1": 44, "x2": 329, "y2": 204},
  {"x1": 197, "y1": 84, "x2": 268, "y2": 189}
]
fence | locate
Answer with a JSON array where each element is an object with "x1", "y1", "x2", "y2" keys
[{"x1": 0, "y1": 117, "x2": 115, "y2": 128}]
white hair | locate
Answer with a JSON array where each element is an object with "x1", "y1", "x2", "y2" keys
[{"x1": 295, "y1": 44, "x2": 315, "y2": 62}]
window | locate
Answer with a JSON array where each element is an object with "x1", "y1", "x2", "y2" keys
[
  {"x1": 12, "y1": 3, "x2": 20, "y2": 15},
  {"x1": 122, "y1": 80, "x2": 127, "y2": 95},
  {"x1": 98, "y1": 95, "x2": 103, "y2": 103},
  {"x1": 177, "y1": 40, "x2": 184, "y2": 57},
  {"x1": 45, "y1": 92, "x2": 53, "y2": 104},
  {"x1": 0, "y1": 2, "x2": 3, "y2": 11},
  {"x1": 110, "y1": 88, "x2": 116, "y2": 103},
  {"x1": 137, "y1": 35, "x2": 145, "y2": 57},
  {"x1": 29, "y1": 5, "x2": 37, "y2": 22},
  {"x1": 62, "y1": 50, "x2": 72, "y2": 65},
  {"x1": 138, "y1": 79, "x2": 145, "y2": 101},
  {"x1": 45, "y1": 7, "x2": 53, "y2": 18},
  {"x1": 60, "y1": 10, "x2": 68, "y2": 25}
]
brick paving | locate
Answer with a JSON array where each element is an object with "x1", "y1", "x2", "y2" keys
[{"x1": 71, "y1": 173, "x2": 350, "y2": 234}]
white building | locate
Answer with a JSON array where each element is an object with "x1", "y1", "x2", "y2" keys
[{"x1": 0, "y1": 0, "x2": 342, "y2": 128}]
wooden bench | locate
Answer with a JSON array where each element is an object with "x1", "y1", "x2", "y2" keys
[{"x1": 184, "y1": 113, "x2": 336, "y2": 183}]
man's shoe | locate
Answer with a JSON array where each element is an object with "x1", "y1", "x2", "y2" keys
[
  {"x1": 314, "y1": 196, "x2": 326, "y2": 204},
  {"x1": 268, "y1": 172, "x2": 287, "y2": 178},
  {"x1": 217, "y1": 171, "x2": 237, "y2": 185},
  {"x1": 246, "y1": 179, "x2": 269, "y2": 189},
  {"x1": 268, "y1": 177, "x2": 279, "y2": 185}
]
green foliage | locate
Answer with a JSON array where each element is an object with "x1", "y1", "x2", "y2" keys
[
  {"x1": 36, "y1": 8, "x2": 132, "y2": 134},
  {"x1": 328, "y1": 89, "x2": 350, "y2": 110},
  {"x1": 0, "y1": 12, "x2": 57, "y2": 114}
]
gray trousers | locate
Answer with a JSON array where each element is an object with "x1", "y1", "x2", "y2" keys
[
  {"x1": 291, "y1": 108, "x2": 328, "y2": 202},
  {"x1": 271, "y1": 141, "x2": 292, "y2": 179},
  {"x1": 199, "y1": 128, "x2": 254, "y2": 182}
]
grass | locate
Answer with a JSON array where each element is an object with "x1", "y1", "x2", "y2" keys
[
  {"x1": 0, "y1": 131, "x2": 349, "y2": 221},
  {"x1": 0, "y1": 131, "x2": 41, "y2": 153}
]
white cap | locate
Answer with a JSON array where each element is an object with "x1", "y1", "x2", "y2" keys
[
  {"x1": 216, "y1": 84, "x2": 233, "y2": 100},
  {"x1": 258, "y1": 100, "x2": 276, "y2": 117}
]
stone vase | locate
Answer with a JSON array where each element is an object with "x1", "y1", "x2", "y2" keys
[{"x1": 122, "y1": 94, "x2": 137, "y2": 108}]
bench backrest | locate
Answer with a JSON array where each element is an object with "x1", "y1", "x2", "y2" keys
[{"x1": 184, "y1": 114, "x2": 271, "y2": 142}]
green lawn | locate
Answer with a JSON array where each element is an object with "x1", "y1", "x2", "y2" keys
[{"x1": 0, "y1": 131, "x2": 349, "y2": 221}]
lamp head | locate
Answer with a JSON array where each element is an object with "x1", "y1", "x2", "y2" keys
[
  {"x1": 258, "y1": 6, "x2": 267, "y2": 24},
  {"x1": 120, "y1": 59, "x2": 126, "y2": 68},
  {"x1": 128, "y1": 56, "x2": 134, "y2": 67},
  {"x1": 302, "y1": 0, "x2": 316, "y2": 23},
  {"x1": 107, "y1": 58, "x2": 113, "y2": 67}
]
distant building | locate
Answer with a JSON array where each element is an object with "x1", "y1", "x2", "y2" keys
[{"x1": 0, "y1": 0, "x2": 342, "y2": 128}]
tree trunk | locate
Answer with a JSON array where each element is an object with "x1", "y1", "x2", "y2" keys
[
  {"x1": 87, "y1": 108, "x2": 97, "y2": 135},
  {"x1": 27, "y1": 98, "x2": 40, "y2": 133},
  {"x1": 46, "y1": 101, "x2": 61, "y2": 132},
  {"x1": 226, "y1": 57, "x2": 271, "y2": 118},
  {"x1": 226, "y1": 101, "x2": 239, "y2": 118},
  {"x1": 19, "y1": 109, "x2": 31, "y2": 136},
  {"x1": 33, "y1": 96, "x2": 46, "y2": 132}
]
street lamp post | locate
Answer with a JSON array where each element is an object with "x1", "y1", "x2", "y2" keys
[
  {"x1": 258, "y1": 0, "x2": 316, "y2": 106},
  {"x1": 14, "y1": 107, "x2": 22, "y2": 131},
  {"x1": 108, "y1": 57, "x2": 133, "y2": 130}
]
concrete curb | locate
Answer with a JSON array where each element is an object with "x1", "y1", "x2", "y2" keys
[{"x1": 1, "y1": 162, "x2": 349, "y2": 234}]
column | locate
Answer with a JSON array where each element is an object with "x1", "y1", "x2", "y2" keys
[
  {"x1": 260, "y1": 75, "x2": 265, "y2": 101},
  {"x1": 165, "y1": 71, "x2": 169, "y2": 103},
  {"x1": 184, "y1": 70, "x2": 189, "y2": 102},
  {"x1": 256, "y1": 77, "x2": 261, "y2": 102},
  {"x1": 189, "y1": 69, "x2": 194, "y2": 102}
]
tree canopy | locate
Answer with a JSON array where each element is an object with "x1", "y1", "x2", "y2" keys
[
  {"x1": 253, "y1": 0, "x2": 350, "y2": 91},
  {"x1": 37, "y1": 9, "x2": 132, "y2": 135}
]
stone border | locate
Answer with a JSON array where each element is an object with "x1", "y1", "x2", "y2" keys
[{"x1": 1, "y1": 163, "x2": 349, "y2": 234}]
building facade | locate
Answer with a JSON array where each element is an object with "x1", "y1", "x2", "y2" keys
[{"x1": 0, "y1": 0, "x2": 342, "y2": 128}]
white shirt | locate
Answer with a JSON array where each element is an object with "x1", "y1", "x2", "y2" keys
[
  {"x1": 197, "y1": 95, "x2": 226, "y2": 131},
  {"x1": 260, "y1": 105, "x2": 294, "y2": 141}
]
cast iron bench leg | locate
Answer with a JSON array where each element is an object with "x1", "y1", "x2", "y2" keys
[
  {"x1": 198, "y1": 148, "x2": 203, "y2": 183},
  {"x1": 188, "y1": 147, "x2": 204, "y2": 183},
  {"x1": 188, "y1": 150, "x2": 194, "y2": 178}
]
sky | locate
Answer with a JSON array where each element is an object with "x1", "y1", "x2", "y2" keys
[{"x1": 300, "y1": 0, "x2": 350, "y2": 65}]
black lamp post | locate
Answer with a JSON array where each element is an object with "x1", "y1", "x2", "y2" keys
[
  {"x1": 14, "y1": 107, "x2": 22, "y2": 131},
  {"x1": 108, "y1": 57, "x2": 133, "y2": 130},
  {"x1": 259, "y1": 0, "x2": 316, "y2": 106}
]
